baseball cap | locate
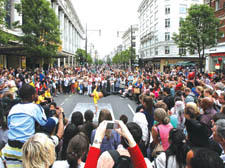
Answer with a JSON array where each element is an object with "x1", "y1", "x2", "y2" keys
[{"x1": 41, "y1": 117, "x2": 58, "y2": 134}]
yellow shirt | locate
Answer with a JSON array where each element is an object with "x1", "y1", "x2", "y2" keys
[
  {"x1": 93, "y1": 89, "x2": 99, "y2": 104},
  {"x1": 36, "y1": 95, "x2": 45, "y2": 104},
  {"x1": 29, "y1": 82, "x2": 35, "y2": 88},
  {"x1": 45, "y1": 91, "x2": 51, "y2": 98}
]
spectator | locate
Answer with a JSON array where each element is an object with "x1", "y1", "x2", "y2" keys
[
  {"x1": 219, "y1": 92, "x2": 225, "y2": 105},
  {"x1": 1, "y1": 84, "x2": 52, "y2": 167},
  {"x1": 53, "y1": 133, "x2": 89, "y2": 168},
  {"x1": 97, "y1": 122, "x2": 151, "y2": 168},
  {"x1": 163, "y1": 87, "x2": 174, "y2": 110},
  {"x1": 154, "y1": 128, "x2": 190, "y2": 168},
  {"x1": 221, "y1": 105, "x2": 225, "y2": 114},
  {"x1": 184, "y1": 103, "x2": 221, "y2": 155},
  {"x1": 142, "y1": 96, "x2": 154, "y2": 130},
  {"x1": 85, "y1": 120, "x2": 147, "y2": 168},
  {"x1": 22, "y1": 133, "x2": 56, "y2": 168},
  {"x1": 211, "y1": 119, "x2": 225, "y2": 162},
  {"x1": 151, "y1": 108, "x2": 173, "y2": 152},
  {"x1": 155, "y1": 101, "x2": 178, "y2": 128},
  {"x1": 71, "y1": 111, "x2": 84, "y2": 129},
  {"x1": 80, "y1": 110, "x2": 97, "y2": 143},
  {"x1": 120, "y1": 114, "x2": 128, "y2": 124},
  {"x1": 200, "y1": 97, "x2": 217, "y2": 127},
  {"x1": 91, "y1": 109, "x2": 120, "y2": 153},
  {"x1": 186, "y1": 148, "x2": 223, "y2": 168},
  {"x1": 61, "y1": 123, "x2": 79, "y2": 160}
]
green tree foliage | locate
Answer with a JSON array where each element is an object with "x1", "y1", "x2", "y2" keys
[
  {"x1": 112, "y1": 47, "x2": 136, "y2": 67},
  {"x1": 173, "y1": 4, "x2": 222, "y2": 72},
  {"x1": 75, "y1": 48, "x2": 93, "y2": 65},
  {"x1": 0, "y1": 0, "x2": 15, "y2": 45},
  {"x1": 16, "y1": 0, "x2": 60, "y2": 57}
]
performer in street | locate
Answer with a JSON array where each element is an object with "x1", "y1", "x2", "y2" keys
[{"x1": 90, "y1": 84, "x2": 104, "y2": 114}]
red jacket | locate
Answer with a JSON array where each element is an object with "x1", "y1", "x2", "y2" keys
[{"x1": 84, "y1": 144, "x2": 147, "y2": 168}]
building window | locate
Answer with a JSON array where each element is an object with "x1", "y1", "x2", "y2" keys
[
  {"x1": 179, "y1": 48, "x2": 186, "y2": 55},
  {"x1": 215, "y1": 0, "x2": 220, "y2": 11},
  {"x1": 155, "y1": 35, "x2": 158, "y2": 42},
  {"x1": 154, "y1": 23, "x2": 158, "y2": 32},
  {"x1": 165, "y1": 18, "x2": 170, "y2": 28},
  {"x1": 150, "y1": 15, "x2": 153, "y2": 24},
  {"x1": 165, "y1": 32, "x2": 170, "y2": 41},
  {"x1": 165, "y1": 46, "x2": 170, "y2": 54},
  {"x1": 165, "y1": 6, "x2": 170, "y2": 14},
  {"x1": 150, "y1": 49, "x2": 153, "y2": 56},
  {"x1": 155, "y1": 47, "x2": 158, "y2": 55},
  {"x1": 155, "y1": 11, "x2": 158, "y2": 20},
  {"x1": 180, "y1": 4, "x2": 187, "y2": 14}
]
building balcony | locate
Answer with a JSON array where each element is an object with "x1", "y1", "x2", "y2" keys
[{"x1": 140, "y1": 31, "x2": 154, "y2": 43}]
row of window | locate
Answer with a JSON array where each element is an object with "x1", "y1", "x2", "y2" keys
[{"x1": 142, "y1": 46, "x2": 187, "y2": 57}]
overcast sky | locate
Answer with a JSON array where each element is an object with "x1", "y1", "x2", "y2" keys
[{"x1": 72, "y1": 0, "x2": 140, "y2": 59}]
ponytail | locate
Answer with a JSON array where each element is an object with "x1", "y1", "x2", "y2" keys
[
  {"x1": 67, "y1": 152, "x2": 79, "y2": 168},
  {"x1": 162, "y1": 116, "x2": 170, "y2": 125}
]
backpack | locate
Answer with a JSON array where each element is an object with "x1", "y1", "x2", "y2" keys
[{"x1": 108, "y1": 150, "x2": 133, "y2": 168}]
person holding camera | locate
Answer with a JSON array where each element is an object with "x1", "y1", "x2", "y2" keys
[
  {"x1": 85, "y1": 120, "x2": 147, "y2": 168},
  {"x1": 1, "y1": 84, "x2": 59, "y2": 168}
]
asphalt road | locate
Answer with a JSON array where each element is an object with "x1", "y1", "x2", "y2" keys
[{"x1": 53, "y1": 93, "x2": 138, "y2": 123}]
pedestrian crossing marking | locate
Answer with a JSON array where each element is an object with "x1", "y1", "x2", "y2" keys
[{"x1": 69, "y1": 103, "x2": 114, "y2": 122}]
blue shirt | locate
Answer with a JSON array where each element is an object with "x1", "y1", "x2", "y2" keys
[
  {"x1": 8, "y1": 103, "x2": 47, "y2": 143},
  {"x1": 91, "y1": 129, "x2": 120, "y2": 153}
]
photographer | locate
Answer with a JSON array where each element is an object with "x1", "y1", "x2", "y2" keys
[
  {"x1": 85, "y1": 120, "x2": 147, "y2": 168},
  {"x1": 1, "y1": 84, "x2": 57, "y2": 167}
]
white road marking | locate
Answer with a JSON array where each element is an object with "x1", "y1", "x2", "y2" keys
[
  {"x1": 60, "y1": 102, "x2": 64, "y2": 106},
  {"x1": 69, "y1": 103, "x2": 115, "y2": 122},
  {"x1": 128, "y1": 104, "x2": 135, "y2": 115}
]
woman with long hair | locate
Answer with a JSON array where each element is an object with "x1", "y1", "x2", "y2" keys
[
  {"x1": 53, "y1": 133, "x2": 89, "y2": 168},
  {"x1": 151, "y1": 108, "x2": 173, "y2": 152},
  {"x1": 91, "y1": 109, "x2": 120, "y2": 153},
  {"x1": 154, "y1": 129, "x2": 190, "y2": 168},
  {"x1": 142, "y1": 96, "x2": 154, "y2": 130}
]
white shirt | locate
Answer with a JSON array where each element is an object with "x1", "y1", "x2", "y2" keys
[
  {"x1": 52, "y1": 160, "x2": 85, "y2": 168},
  {"x1": 133, "y1": 112, "x2": 148, "y2": 142},
  {"x1": 153, "y1": 152, "x2": 185, "y2": 168}
]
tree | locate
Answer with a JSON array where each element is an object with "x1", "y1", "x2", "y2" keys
[
  {"x1": 0, "y1": 0, "x2": 15, "y2": 45},
  {"x1": 173, "y1": 4, "x2": 222, "y2": 72},
  {"x1": 16, "y1": 0, "x2": 60, "y2": 58},
  {"x1": 75, "y1": 48, "x2": 93, "y2": 65}
]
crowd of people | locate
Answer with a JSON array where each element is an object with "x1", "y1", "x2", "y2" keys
[{"x1": 0, "y1": 65, "x2": 225, "y2": 168}]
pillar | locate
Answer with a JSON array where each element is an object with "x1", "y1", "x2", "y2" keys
[
  {"x1": 59, "y1": 11, "x2": 64, "y2": 49},
  {"x1": 64, "y1": 17, "x2": 67, "y2": 51},
  {"x1": 58, "y1": 58, "x2": 60, "y2": 67},
  {"x1": 53, "y1": 2, "x2": 59, "y2": 17},
  {"x1": 64, "y1": 58, "x2": 66, "y2": 67}
]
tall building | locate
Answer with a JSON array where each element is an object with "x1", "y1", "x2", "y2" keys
[
  {"x1": 51, "y1": 0, "x2": 84, "y2": 67},
  {"x1": 205, "y1": 0, "x2": 225, "y2": 72},
  {"x1": 138, "y1": 0, "x2": 203, "y2": 71},
  {"x1": 0, "y1": 0, "x2": 84, "y2": 68},
  {"x1": 122, "y1": 24, "x2": 140, "y2": 65}
]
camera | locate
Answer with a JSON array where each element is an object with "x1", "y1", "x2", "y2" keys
[{"x1": 106, "y1": 121, "x2": 119, "y2": 129}]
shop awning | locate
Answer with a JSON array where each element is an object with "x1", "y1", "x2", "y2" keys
[
  {"x1": 210, "y1": 53, "x2": 225, "y2": 57},
  {"x1": 168, "y1": 61, "x2": 196, "y2": 66}
]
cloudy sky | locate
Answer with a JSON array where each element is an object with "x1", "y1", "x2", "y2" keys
[{"x1": 72, "y1": 0, "x2": 141, "y2": 58}]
